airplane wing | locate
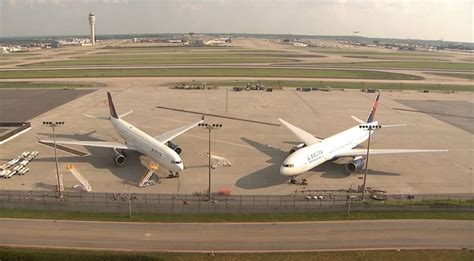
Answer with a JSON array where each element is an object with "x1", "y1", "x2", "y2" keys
[
  {"x1": 334, "y1": 149, "x2": 448, "y2": 158},
  {"x1": 278, "y1": 119, "x2": 321, "y2": 145},
  {"x1": 155, "y1": 118, "x2": 204, "y2": 144},
  {"x1": 39, "y1": 139, "x2": 135, "y2": 150}
]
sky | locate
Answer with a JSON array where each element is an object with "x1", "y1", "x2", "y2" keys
[{"x1": 0, "y1": 0, "x2": 472, "y2": 42}]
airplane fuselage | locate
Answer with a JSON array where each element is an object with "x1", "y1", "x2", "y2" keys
[
  {"x1": 111, "y1": 117, "x2": 183, "y2": 172},
  {"x1": 280, "y1": 122, "x2": 377, "y2": 176}
]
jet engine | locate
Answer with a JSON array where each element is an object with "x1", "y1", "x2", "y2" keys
[
  {"x1": 112, "y1": 149, "x2": 126, "y2": 166},
  {"x1": 166, "y1": 141, "x2": 182, "y2": 155},
  {"x1": 346, "y1": 156, "x2": 365, "y2": 174},
  {"x1": 290, "y1": 143, "x2": 306, "y2": 153}
]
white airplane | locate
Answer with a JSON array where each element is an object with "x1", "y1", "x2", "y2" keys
[
  {"x1": 279, "y1": 93, "x2": 447, "y2": 179},
  {"x1": 41, "y1": 92, "x2": 203, "y2": 177}
]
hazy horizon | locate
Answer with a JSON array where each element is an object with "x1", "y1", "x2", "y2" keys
[{"x1": 1, "y1": 0, "x2": 472, "y2": 43}]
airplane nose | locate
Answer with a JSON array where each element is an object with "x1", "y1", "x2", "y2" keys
[
  {"x1": 178, "y1": 163, "x2": 184, "y2": 171},
  {"x1": 280, "y1": 165, "x2": 292, "y2": 176}
]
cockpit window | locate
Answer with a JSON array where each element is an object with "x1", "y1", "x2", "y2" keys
[
  {"x1": 283, "y1": 164, "x2": 294, "y2": 168},
  {"x1": 172, "y1": 160, "x2": 182, "y2": 164}
]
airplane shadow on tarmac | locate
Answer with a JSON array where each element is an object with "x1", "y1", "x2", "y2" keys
[
  {"x1": 235, "y1": 137, "x2": 401, "y2": 189},
  {"x1": 317, "y1": 159, "x2": 401, "y2": 179},
  {"x1": 36, "y1": 131, "x2": 146, "y2": 186},
  {"x1": 235, "y1": 137, "x2": 290, "y2": 189}
]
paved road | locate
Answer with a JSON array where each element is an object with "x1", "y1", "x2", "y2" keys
[{"x1": 0, "y1": 218, "x2": 472, "y2": 252}]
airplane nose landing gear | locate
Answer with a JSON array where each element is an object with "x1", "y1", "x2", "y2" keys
[
  {"x1": 168, "y1": 171, "x2": 179, "y2": 178},
  {"x1": 290, "y1": 176, "x2": 297, "y2": 184}
]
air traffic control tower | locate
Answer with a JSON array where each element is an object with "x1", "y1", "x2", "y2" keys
[{"x1": 88, "y1": 12, "x2": 96, "y2": 45}]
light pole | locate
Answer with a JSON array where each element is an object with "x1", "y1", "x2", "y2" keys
[
  {"x1": 359, "y1": 124, "x2": 381, "y2": 201},
  {"x1": 43, "y1": 121, "x2": 65, "y2": 198},
  {"x1": 199, "y1": 122, "x2": 222, "y2": 201}
]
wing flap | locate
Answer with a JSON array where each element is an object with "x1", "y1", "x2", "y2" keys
[
  {"x1": 279, "y1": 119, "x2": 321, "y2": 145},
  {"x1": 334, "y1": 149, "x2": 448, "y2": 158},
  {"x1": 39, "y1": 139, "x2": 134, "y2": 150},
  {"x1": 155, "y1": 118, "x2": 204, "y2": 143}
]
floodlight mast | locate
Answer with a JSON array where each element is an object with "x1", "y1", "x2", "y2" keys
[
  {"x1": 199, "y1": 122, "x2": 222, "y2": 201},
  {"x1": 359, "y1": 124, "x2": 381, "y2": 200},
  {"x1": 43, "y1": 121, "x2": 65, "y2": 198}
]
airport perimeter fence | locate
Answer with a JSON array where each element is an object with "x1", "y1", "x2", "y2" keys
[{"x1": 0, "y1": 190, "x2": 473, "y2": 214}]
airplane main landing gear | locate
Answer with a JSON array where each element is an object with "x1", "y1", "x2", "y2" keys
[
  {"x1": 290, "y1": 176, "x2": 308, "y2": 185},
  {"x1": 301, "y1": 178, "x2": 308, "y2": 185}
]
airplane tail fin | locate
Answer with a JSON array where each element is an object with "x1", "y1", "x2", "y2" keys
[
  {"x1": 366, "y1": 92, "x2": 380, "y2": 123},
  {"x1": 107, "y1": 92, "x2": 118, "y2": 119}
]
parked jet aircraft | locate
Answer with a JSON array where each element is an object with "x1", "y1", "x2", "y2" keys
[
  {"x1": 41, "y1": 92, "x2": 203, "y2": 177},
  {"x1": 279, "y1": 93, "x2": 447, "y2": 179}
]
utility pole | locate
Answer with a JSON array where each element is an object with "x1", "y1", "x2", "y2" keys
[
  {"x1": 199, "y1": 122, "x2": 222, "y2": 201},
  {"x1": 43, "y1": 121, "x2": 65, "y2": 199},
  {"x1": 128, "y1": 184, "x2": 132, "y2": 218}
]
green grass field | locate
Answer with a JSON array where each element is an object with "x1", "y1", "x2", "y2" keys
[
  {"x1": 77, "y1": 52, "x2": 322, "y2": 59},
  {"x1": 316, "y1": 61, "x2": 474, "y2": 70},
  {"x1": 0, "y1": 68, "x2": 423, "y2": 80},
  {"x1": 23, "y1": 57, "x2": 297, "y2": 67},
  {"x1": 1, "y1": 52, "x2": 40, "y2": 56},
  {"x1": 192, "y1": 80, "x2": 472, "y2": 92},
  {"x1": 342, "y1": 55, "x2": 447, "y2": 61},
  {"x1": 1, "y1": 248, "x2": 472, "y2": 261},
  {"x1": 0, "y1": 81, "x2": 100, "y2": 89},
  {"x1": 0, "y1": 208, "x2": 472, "y2": 223},
  {"x1": 426, "y1": 72, "x2": 474, "y2": 80},
  {"x1": 309, "y1": 49, "x2": 450, "y2": 57}
]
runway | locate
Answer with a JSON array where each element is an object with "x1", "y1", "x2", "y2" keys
[{"x1": 0, "y1": 218, "x2": 472, "y2": 252}]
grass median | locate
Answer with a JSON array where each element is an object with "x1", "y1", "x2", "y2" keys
[
  {"x1": 342, "y1": 55, "x2": 447, "y2": 61},
  {"x1": 309, "y1": 49, "x2": 451, "y2": 57},
  {"x1": 0, "y1": 81, "x2": 100, "y2": 89},
  {"x1": 0, "y1": 248, "x2": 472, "y2": 261},
  {"x1": 23, "y1": 57, "x2": 296, "y2": 67},
  {"x1": 75, "y1": 52, "x2": 323, "y2": 59},
  {"x1": 426, "y1": 72, "x2": 474, "y2": 80},
  {"x1": 0, "y1": 68, "x2": 423, "y2": 80},
  {"x1": 0, "y1": 208, "x2": 472, "y2": 223},
  {"x1": 315, "y1": 61, "x2": 474, "y2": 70}
]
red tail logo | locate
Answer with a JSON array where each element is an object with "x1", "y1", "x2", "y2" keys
[
  {"x1": 367, "y1": 93, "x2": 380, "y2": 123},
  {"x1": 107, "y1": 92, "x2": 118, "y2": 119}
]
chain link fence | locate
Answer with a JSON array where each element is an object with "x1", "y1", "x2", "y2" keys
[{"x1": 0, "y1": 190, "x2": 472, "y2": 214}]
